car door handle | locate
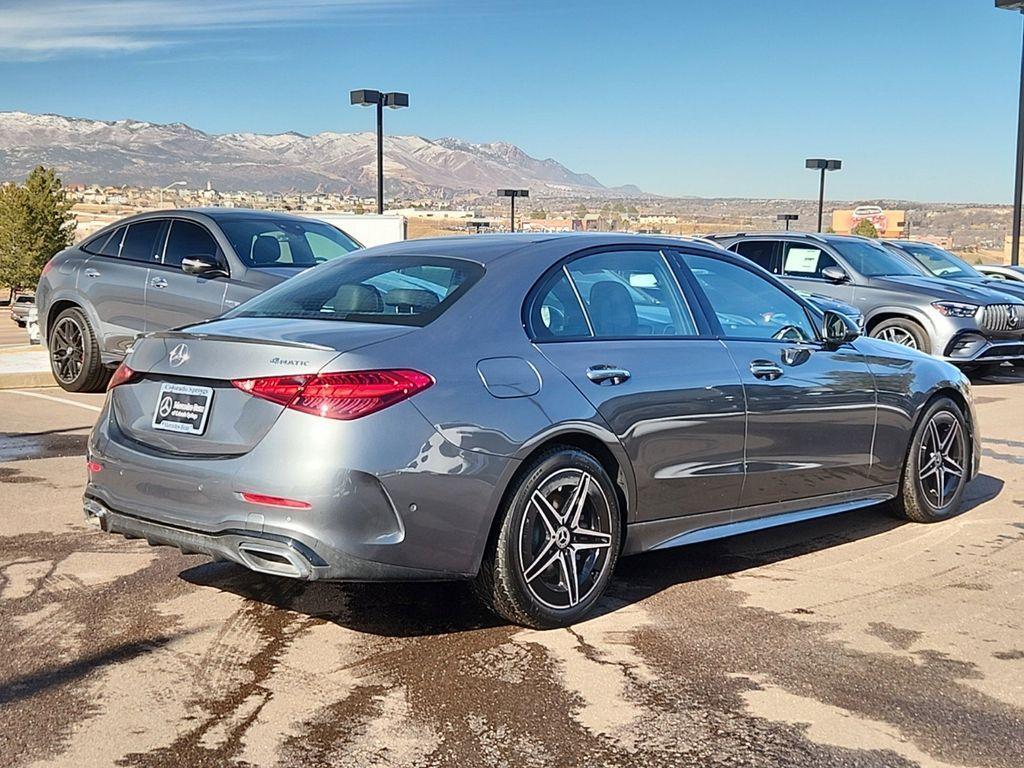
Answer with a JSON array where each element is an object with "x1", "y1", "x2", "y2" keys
[
  {"x1": 84, "y1": 268, "x2": 100, "y2": 278},
  {"x1": 750, "y1": 360, "x2": 784, "y2": 380},
  {"x1": 150, "y1": 277, "x2": 168, "y2": 289},
  {"x1": 586, "y1": 365, "x2": 631, "y2": 385}
]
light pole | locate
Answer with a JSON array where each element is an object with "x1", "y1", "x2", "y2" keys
[
  {"x1": 805, "y1": 158, "x2": 842, "y2": 232},
  {"x1": 997, "y1": 1, "x2": 1024, "y2": 265},
  {"x1": 350, "y1": 89, "x2": 409, "y2": 214},
  {"x1": 497, "y1": 189, "x2": 529, "y2": 232},
  {"x1": 777, "y1": 213, "x2": 799, "y2": 231},
  {"x1": 159, "y1": 180, "x2": 186, "y2": 206}
]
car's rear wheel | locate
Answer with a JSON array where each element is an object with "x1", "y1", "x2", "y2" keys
[
  {"x1": 870, "y1": 317, "x2": 931, "y2": 354},
  {"x1": 891, "y1": 397, "x2": 969, "y2": 523},
  {"x1": 48, "y1": 307, "x2": 109, "y2": 392},
  {"x1": 475, "y1": 447, "x2": 621, "y2": 628}
]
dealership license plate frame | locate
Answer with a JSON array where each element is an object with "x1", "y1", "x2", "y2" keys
[{"x1": 152, "y1": 382, "x2": 214, "y2": 435}]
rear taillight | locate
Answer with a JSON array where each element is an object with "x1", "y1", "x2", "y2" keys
[
  {"x1": 107, "y1": 362, "x2": 139, "y2": 391},
  {"x1": 231, "y1": 369, "x2": 433, "y2": 420},
  {"x1": 240, "y1": 492, "x2": 311, "y2": 510}
]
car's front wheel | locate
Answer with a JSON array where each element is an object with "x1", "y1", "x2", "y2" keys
[
  {"x1": 48, "y1": 307, "x2": 110, "y2": 392},
  {"x1": 892, "y1": 397, "x2": 970, "y2": 523},
  {"x1": 870, "y1": 317, "x2": 931, "y2": 354},
  {"x1": 475, "y1": 447, "x2": 621, "y2": 628}
]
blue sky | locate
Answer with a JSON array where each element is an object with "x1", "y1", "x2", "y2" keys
[{"x1": 1, "y1": 0, "x2": 1022, "y2": 202}]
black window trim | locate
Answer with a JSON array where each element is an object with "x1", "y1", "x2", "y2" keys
[
  {"x1": 523, "y1": 243, "x2": 713, "y2": 343},
  {"x1": 83, "y1": 224, "x2": 128, "y2": 260},
  {"x1": 671, "y1": 247, "x2": 826, "y2": 346}
]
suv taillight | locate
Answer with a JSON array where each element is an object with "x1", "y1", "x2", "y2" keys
[{"x1": 232, "y1": 369, "x2": 433, "y2": 420}]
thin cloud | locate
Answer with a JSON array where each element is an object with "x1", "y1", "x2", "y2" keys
[{"x1": 0, "y1": 0, "x2": 420, "y2": 59}]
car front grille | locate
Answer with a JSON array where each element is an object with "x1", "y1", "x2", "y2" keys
[{"x1": 980, "y1": 304, "x2": 1024, "y2": 333}]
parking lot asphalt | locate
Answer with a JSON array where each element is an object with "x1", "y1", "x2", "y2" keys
[{"x1": 1, "y1": 376, "x2": 1023, "y2": 768}]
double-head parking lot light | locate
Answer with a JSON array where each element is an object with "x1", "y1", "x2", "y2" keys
[
  {"x1": 350, "y1": 89, "x2": 409, "y2": 214},
  {"x1": 806, "y1": 158, "x2": 842, "y2": 233},
  {"x1": 497, "y1": 189, "x2": 529, "y2": 232}
]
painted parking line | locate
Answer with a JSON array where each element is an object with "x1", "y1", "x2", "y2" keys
[{"x1": 0, "y1": 389, "x2": 103, "y2": 413}]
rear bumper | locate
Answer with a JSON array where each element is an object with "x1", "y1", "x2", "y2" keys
[{"x1": 84, "y1": 496, "x2": 459, "y2": 581}]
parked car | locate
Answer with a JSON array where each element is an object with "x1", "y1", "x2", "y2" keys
[
  {"x1": 975, "y1": 264, "x2": 1024, "y2": 283},
  {"x1": 36, "y1": 209, "x2": 361, "y2": 392},
  {"x1": 9, "y1": 293, "x2": 34, "y2": 326},
  {"x1": 707, "y1": 232, "x2": 1024, "y2": 366},
  {"x1": 84, "y1": 233, "x2": 978, "y2": 628},
  {"x1": 880, "y1": 239, "x2": 1024, "y2": 303}
]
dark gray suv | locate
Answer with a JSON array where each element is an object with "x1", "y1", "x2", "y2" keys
[
  {"x1": 709, "y1": 232, "x2": 1024, "y2": 367},
  {"x1": 36, "y1": 209, "x2": 360, "y2": 391}
]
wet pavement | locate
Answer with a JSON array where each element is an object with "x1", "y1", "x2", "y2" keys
[{"x1": 1, "y1": 378, "x2": 1023, "y2": 768}]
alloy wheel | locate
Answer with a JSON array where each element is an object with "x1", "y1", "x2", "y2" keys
[
  {"x1": 876, "y1": 326, "x2": 919, "y2": 349},
  {"x1": 50, "y1": 317, "x2": 85, "y2": 384},
  {"x1": 517, "y1": 468, "x2": 614, "y2": 610},
  {"x1": 917, "y1": 411, "x2": 966, "y2": 510}
]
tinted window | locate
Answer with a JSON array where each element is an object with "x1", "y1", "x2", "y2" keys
[
  {"x1": 227, "y1": 255, "x2": 482, "y2": 327},
  {"x1": 781, "y1": 242, "x2": 839, "y2": 279},
  {"x1": 98, "y1": 226, "x2": 126, "y2": 257},
  {"x1": 831, "y1": 240, "x2": 917, "y2": 277},
  {"x1": 895, "y1": 242, "x2": 980, "y2": 279},
  {"x1": 120, "y1": 220, "x2": 165, "y2": 263},
  {"x1": 566, "y1": 250, "x2": 696, "y2": 338},
  {"x1": 734, "y1": 241, "x2": 778, "y2": 272},
  {"x1": 219, "y1": 218, "x2": 359, "y2": 268},
  {"x1": 164, "y1": 220, "x2": 220, "y2": 268},
  {"x1": 683, "y1": 254, "x2": 816, "y2": 342},
  {"x1": 530, "y1": 270, "x2": 591, "y2": 339}
]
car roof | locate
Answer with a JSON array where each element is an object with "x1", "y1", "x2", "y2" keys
[{"x1": 706, "y1": 231, "x2": 889, "y2": 246}]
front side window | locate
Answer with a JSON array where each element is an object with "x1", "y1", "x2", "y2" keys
[
  {"x1": 120, "y1": 220, "x2": 165, "y2": 263},
  {"x1": 227, "y1": 255, "x2": 483, "y2": 327},
  {"x1": 733, "y1": 240, "x2": 778, "y2": 273},
  {"x1": 683, "y1": 253, "x2": 817, "y2": 342},
  {"x1": 219, "y1": 218, "x2": 360, "y2": 268},
  {"x1": 164, "y1": 221, "x2": 220, "y2": 268},
  {"x1": 831, "y1": 240, "x2": 918, "y2": 277},
  {"x1": 781, "y1": 242, "x2": 839, "y2": 279},
  {"x1": 565, "y1": 250, "x2": 697, "y2": 338}
]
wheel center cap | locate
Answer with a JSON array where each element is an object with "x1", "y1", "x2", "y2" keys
[{"x1": 555, "y1": 526, "x2": 571, "y2": 549}]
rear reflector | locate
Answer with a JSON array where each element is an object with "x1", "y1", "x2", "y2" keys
[
  {"x1": 86, "y1": 460, "x2": 103, "y2": 473},
  {"x1": 231, "y1": 369, "x2": 433, "y2": 420},
  {"x1": 107, "y1": 362, "x2": 139, "y2": 391},
  {"x1": 240, "y1": 492, "x2": 312, "y2": 510}
]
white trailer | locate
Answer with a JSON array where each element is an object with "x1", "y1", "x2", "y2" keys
[{"x1": 292, "y1": 212, "x2": 407, "y2": 248}]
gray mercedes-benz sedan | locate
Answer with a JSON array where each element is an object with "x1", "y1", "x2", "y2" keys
[{"x1": 85, "y1": 234, "x2": 980, "y2": 627}]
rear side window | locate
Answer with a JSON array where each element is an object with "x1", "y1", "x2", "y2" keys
[
  {"x1": 92, "y1": 226, "x2": 126, "y2": 257},
  {"x1": 120, "y1": 220, "x2": 165, "y2": 263},
  {"x1": 227, "y1": 255, "x2": 483, "y2": 327},
  {"x1": 530, "y1": 270, "x2": 591, "y2": 339},
  {"x1": 733, "y1": 241, "x2": 778, "y2": 273},
  {"x1": 164, "y1": 220, "x2": 220, "y2": 268}
]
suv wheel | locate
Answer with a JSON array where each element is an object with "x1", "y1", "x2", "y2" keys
[
  {"x1": 891, "y1": 397, "x2": 969, "y2": 523},
  {"x1": 870, "y1": 318, "x2": 931, "y2": 354},
  {"x1": 48, "y1": 307, "x2": 110, "y2": 392},
  {"x1": 475, "y1": 447, "x2": 621, "y2": 628}
]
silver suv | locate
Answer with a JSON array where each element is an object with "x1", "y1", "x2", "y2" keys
[
  {"x1": 36, "y1": 208, "x2": 360, "y2": 391},
  {"x1": 708, "y1": 232, "x2": 1024, "y2": 367}
]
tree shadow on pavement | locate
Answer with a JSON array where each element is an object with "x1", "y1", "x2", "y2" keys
[{"x1": 180, "y1": 472, "x2": 1005, "y2": 637}]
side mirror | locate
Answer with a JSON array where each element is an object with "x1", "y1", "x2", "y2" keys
[
  {"x1": 181, "y1": 255, "x2": 227, "y2": 278},
  {"x1": 821, "y1": 265, "x2": 849, "y2": 284},
  {"x1": 822, "y1": 309, "x2": 860, "y2": 346}
]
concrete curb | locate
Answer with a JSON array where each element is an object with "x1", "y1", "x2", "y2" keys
[{"x1": 0, "y1": 370, "x2": 56, "y2": 390}]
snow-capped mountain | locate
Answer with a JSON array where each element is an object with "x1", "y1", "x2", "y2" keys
[{"x1": 0, "y1": 112, "x2": 624, "y2": 196}]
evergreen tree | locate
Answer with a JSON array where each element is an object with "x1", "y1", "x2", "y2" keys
[
  {"x1": 852, "y1": 218, "x2": 879, "y2": 238},
  {"x1": 0, "y1": 167, "x2": 75, "y2": 292}
]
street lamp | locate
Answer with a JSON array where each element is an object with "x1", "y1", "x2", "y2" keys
[
  {"x1": 159, "y1": 180, "x2": 186, "y2": 206},
  {"x1": 997, "y1": 1, "x2": 1024, "y2": 265},
  {"x1": 777, "y1": 213, "x2": 799, "y2": 231},
  {"x1": 497, "y1": 189, "x2": 529, "y2": 232},
  {"x1": 805, "y1": 158, "x2": 842, "y2": 233},
  {"x1": 468, "y1": 220, "x2": 491, "y2": 234},
  {"x1": 350, "y1": 89, "x2": 409, "y2": 215}
]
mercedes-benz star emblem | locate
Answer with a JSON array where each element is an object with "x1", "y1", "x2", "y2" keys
[{"x1": 168, "y1": 343, "x2": 190, "y2": 368}]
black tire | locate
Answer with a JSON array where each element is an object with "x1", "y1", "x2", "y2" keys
[
  {"x1": 891, "y1": 397, "x2": 970, "y2": 523},
  {"x1": 869, "y1": 317, "x2": 931, "y2": 354},
  {"x1": 474, "y1": 447, "x2": 622, "y2": 628},
  {"x1": 48, "y1": 307, "x2": 110, "y2": 392}
]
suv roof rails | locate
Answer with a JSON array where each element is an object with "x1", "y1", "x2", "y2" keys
[{"x1": 706, "y1": 231, "x2": 830, "y2": 244}]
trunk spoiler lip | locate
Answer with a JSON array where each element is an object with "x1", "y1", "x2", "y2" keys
[{"x1": 142, "y1": 330, "x2": 335, "y2": 352}]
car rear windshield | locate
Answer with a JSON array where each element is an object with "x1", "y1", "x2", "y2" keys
[
  {"x1": 226, "y1": 255, "x2": 484, "y2": 327},
  {"x1": 831, "y1": 240, "x2": 919, "y2": 277},
  {"x1": 219, "y1": 218, "x2": 360, "y2": 268}
]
